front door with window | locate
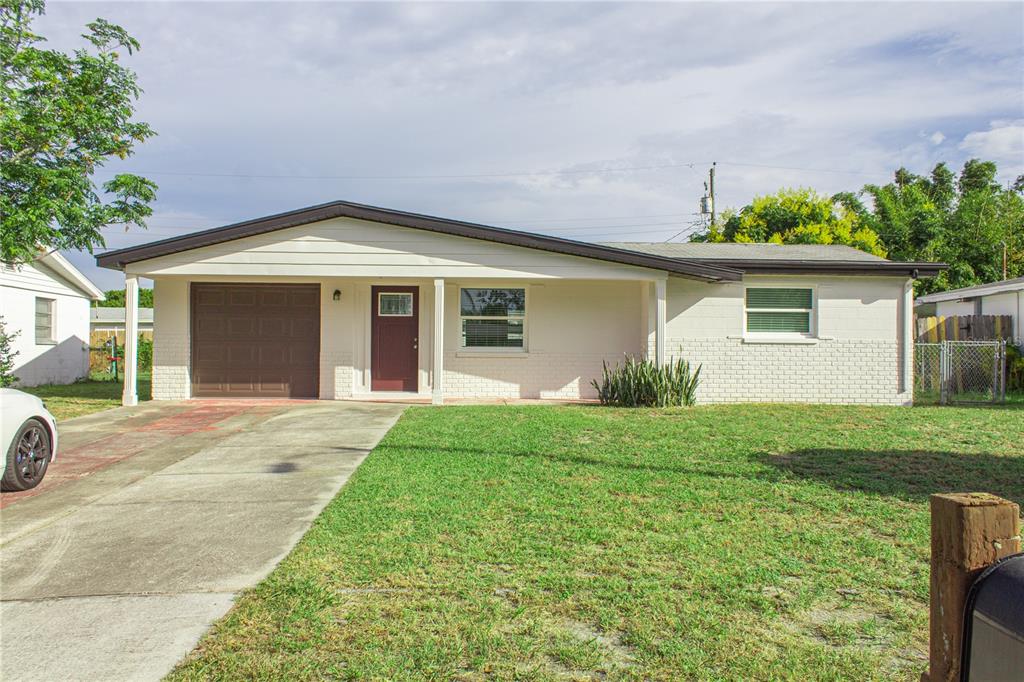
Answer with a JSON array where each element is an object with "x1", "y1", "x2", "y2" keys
[{"x1": 371, "y1": 286, "x2": 419, "y2": 391}]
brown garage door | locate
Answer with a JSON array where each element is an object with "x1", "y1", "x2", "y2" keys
[{"x1": 191, "y1": 283, "x2": 320, "y2": 398}]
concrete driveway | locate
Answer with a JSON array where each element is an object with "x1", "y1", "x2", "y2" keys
[{"x1": 0, "y1": 400, "x2": 405, "y2": 682}]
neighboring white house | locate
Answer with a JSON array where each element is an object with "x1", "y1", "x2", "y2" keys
[
  {"x1": 90, "y1": 307, "x2": 155, "y2": 334},
  {"x1": 0, "y1": 252, "x2": 105, "y2": 386},
  {"x1": 915, "y1": 277, "x2": 1024, "y2": 342},
  {"x1": 95, "y1": 201, "x2": 945, "y2": 406}
]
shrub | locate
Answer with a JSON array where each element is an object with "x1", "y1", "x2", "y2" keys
[
  {"x1": 0, "y1": 316, "x2": 19, "y2": 387},
  {"x1": 592, "y1": 356, "x2": 701, "y2": 407},
  {"x1": 137, "y1": 336, "x2": 153, "y2": 370},
  {"x1": 1007, "y1": 344, "x2": 1024, "y2": 392}
]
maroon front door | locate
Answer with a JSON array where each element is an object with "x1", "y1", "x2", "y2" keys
[{"x1": 371, "y1": 286, "x2": 419, "y2": 392}]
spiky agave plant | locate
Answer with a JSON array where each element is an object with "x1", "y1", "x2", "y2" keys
[{"x1": 592, "y1": 355, "x2": 700, "y2": 407}]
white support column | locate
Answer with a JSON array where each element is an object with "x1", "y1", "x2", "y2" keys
[
  {"x1": 655, "y1": 279, "x2": 667, "y2": 366},
  {"x1": 432, "y1": 278, "x2": 445, "y2": 405},
  {"x1": 122, "y1": 274, "x2": 139, "y2": 406}
]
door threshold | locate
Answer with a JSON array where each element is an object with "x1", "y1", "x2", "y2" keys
[{"x1": 350, "y1": 392, "x2": 432, "y2": 403}]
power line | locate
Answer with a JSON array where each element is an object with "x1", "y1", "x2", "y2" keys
[
  {"x1": 103, "y1": 211, "x2": 701, "y2": 231},
  {"x1": 88, "y1": 158, "x2": 887, "y2": 182},
  {"x1": 92, "y1": 221, "x2": 695, "y2": 249},
  {"x1": 96, "y1": 222, "x2": 700, "y2": 244},
  {"x1": 718, "y1": 160, "x2": 882, "y2": 177},
  {"x1": 90, "y1": 161, "x2": 712, "y2": 181}
]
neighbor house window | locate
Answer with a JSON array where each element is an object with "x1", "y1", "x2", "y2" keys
[
  {"x1": 35, "y1": 297, "x2": 55, "y2": 344},
  {"x1": 460, "y1": 288, "x2": 526, "y2": 349},
  {"x1": 745, "y1": 288, "x2": 813, "y2": 334}
]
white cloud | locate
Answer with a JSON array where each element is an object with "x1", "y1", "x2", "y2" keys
[
  {"x1": 959, "y1": 120, "x2": 1024, "y2": 165},
  {"x1": 28, "y1": 1, "x2": 1024, "y2": 289}
]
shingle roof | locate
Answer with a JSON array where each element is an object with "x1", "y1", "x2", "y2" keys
[
  {"x1": 93, "y1": 200, "x2": 945, "y2": 279},
  {"x1": 603, "y1": 242, "x2": 889, "y2": 262},
  {"x1": 915, "y1": 276, "x2": 1024, "y2": 303},
  {"x1": 94, "y1": 201, "x2": 742, "y2": 283},
  {"x1": 90, "y1": 307, "x2": 154, "y2": 324}
]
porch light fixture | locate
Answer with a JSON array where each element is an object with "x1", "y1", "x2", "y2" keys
[{"x1": 333, "y1": 289, "x2": 341, "y2": 301}]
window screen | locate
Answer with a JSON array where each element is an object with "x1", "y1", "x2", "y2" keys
[
  {"x1": 35, "y1": 298, "x2": 55, "y2": 343},
  {"x1": 460, "y1": 288, "x2": 526, "y2": 348},
  {"x1": 745, "y1": 288, "x2": 812, "y2": 334}
]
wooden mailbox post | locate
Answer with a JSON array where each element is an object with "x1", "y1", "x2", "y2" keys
[{"x1": 922, "y1": 493, "x2": 1021, "y2": 682}]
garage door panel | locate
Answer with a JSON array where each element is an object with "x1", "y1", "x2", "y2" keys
[
  {"x1": 193, "y1": 343, "x2": 225, "y2": 364},
  {"x1": 191, "y1": 283, "x2": 320, "y2": 398},
  {"x1": 260, "y1": 290, "x2": 289, "y2": 307},
  {"x1": 290, "y1": 289, "x2": 319, "y2": 307},
  {"x1": 195, "y1": 289, "x2": 225, "y2": 306},
  {"x1": 258, "y1": 317, "x2": 288, "y2": 337},
  {"x1": 229, "y1": 290, "x2": 258, "y2": 306},
  {"x1": 227, "y1": 317, "x2": 258, "y2": 336},
  {"x1": 292, "y1": 318, "x2": 318, "y2": 337},
  {"x1": 225, "y1": 343, "x2": 259, "y2": 366},
  {"x1": 194, "y1": 317, "x2": 225, "y2": 336}
]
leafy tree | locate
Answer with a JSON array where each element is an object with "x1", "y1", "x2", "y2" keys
[
  {"x1": 1, "y1": 0, "x2": 156, "y2": 263},
  {"x1": 95, "y1": 287, "x2": 153, "y2": 308},
  {"x1": 0, "y1": 316, "x2": 19, "y2": 387},
  {"x1": 697, "y1": 188, "x2": 886, "y2": 257},
  {"x1": 855, "y1": 160, "x2": 1024, "y2": 293},
  {"x1": 697, "y1": 160, "x2": 1023, "y2": 294}
]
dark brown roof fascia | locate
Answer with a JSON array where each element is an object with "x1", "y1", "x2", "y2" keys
[
  {"x1": 690, "y1": 259, "x2": 947, "y2": 277},
  {"x1": 95, "y1": 201, "x2": 743, "y2": 282}
]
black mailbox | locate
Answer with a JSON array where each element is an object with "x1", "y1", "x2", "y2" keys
[{"x1": 961, "y1": 552, "x2": 1024, "y2": 681}]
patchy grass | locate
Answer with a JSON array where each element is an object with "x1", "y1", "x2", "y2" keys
[
  {"x1": 169, "y1": 404, "x2": 1024, "y2": 681},
  {"x1": 21, "y1": 372, "x2": 151, "y2": 420}
]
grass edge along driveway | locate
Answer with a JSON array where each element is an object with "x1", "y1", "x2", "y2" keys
[
  {"x1": 169, "y1": 403, "x2": 1024, "y2": 681},
  {"x1": 20, "y1": 373, "x2": 152, "y2": 421}
]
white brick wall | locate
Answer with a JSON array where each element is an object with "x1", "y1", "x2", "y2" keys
[
  {"x1": 151, "y1": 331, "x2": 190, "y2": 400},
  {"x1": 657, "y1": 337, "x2": 910, "y2": 405},
  {"x1": 149, "y1": 275, "x2": 911, "y2": 405},
  {"x1": 443, "y1": 351, "x2": 621, "y2": 399},
  {"x1": 321, "y1": 349, "x2": 354, "y2": 399}
]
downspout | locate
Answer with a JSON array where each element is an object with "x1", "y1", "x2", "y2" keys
[{"x1": 901, "y1": 277, "x2": 915, "y2": 400}]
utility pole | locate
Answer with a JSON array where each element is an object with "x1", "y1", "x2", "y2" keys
[{"x1": 709, "y1": 162, "x2": 716, "y2": 227}]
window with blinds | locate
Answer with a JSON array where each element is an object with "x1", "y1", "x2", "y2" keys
[
  {"x1": 460, "y1": 288, "x2": 526, "y2": 349},
  {"x1": 745, "y1": 288, "x2": 813, "y2": 334},
  {"x1": 35, "y1": 297, "x2": 55, "y2": 343}
]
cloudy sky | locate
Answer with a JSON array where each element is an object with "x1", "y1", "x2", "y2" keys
[{"x1": 36, "y1": 1, "x2": 1024, "y2": 289}]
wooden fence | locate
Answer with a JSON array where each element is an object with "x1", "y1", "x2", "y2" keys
[
  {"x1": 915, "y1": 315, "x2": 1014, "y2": 343},
  {"x1": 89, "y1": 330, "x2": 154, "y2": 373}
]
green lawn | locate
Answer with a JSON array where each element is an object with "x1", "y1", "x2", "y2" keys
[
  {"x1": 169, "y1": 404, "x2": 1023, "y2": 681},
  {"x1": 21, "y1": 372, "x2": 152, "y2": 420}
]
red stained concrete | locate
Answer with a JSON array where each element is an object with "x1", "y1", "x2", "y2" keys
[{"x1": 0, "y1": 402, "x2": 264, "y2": 510}]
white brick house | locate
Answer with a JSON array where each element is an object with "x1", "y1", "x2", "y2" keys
[{"x1": 95, "y1": 201, "x2": 945, "y2": 406}]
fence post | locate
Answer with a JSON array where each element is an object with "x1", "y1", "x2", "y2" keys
[
  {"x1": 939, "y1": 341, "x2": 948, "y2": 405},
  {"x1": 922, "y1": 493, "x2": 1021, "y2": 682},
  {"x1": 1000, "y1": 340, "x2": 1007, "y2": 402}
]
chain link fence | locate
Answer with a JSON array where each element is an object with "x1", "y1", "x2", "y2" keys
[{"x1": 915, "y1": 340, "x2": 1007, "y2": 405}]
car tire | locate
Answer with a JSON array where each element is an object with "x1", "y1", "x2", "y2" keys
[{"x1": 1, "y1": 418, "x2": 52, "y2": 492}]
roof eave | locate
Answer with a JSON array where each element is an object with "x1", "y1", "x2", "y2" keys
[
  {"x1": 916, "y1": 277, "x2": 1024, "y2": 303},
  {"x1": 691, "y1": 259, "x2": 948, "y2": 277},
  {"x1": 40, "y1": 251, "x2": 105, "y2": 300},
  {"x1": 95, "y1": 200, "x2": 743, "y2": 283}
]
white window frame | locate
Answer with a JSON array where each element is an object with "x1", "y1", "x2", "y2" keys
[
  {"x1": 743, "y1": 286, "x2": 817, "y2": 339},
  {"x1": 35, "y1": 297, "x2": 56, "y2": 345},
  {"x1": 458, "y1": 287, "x2": 528, "y2": 353},
  {"x1": 377, "y1": 292, "x2": 414, "y2": 317}
]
